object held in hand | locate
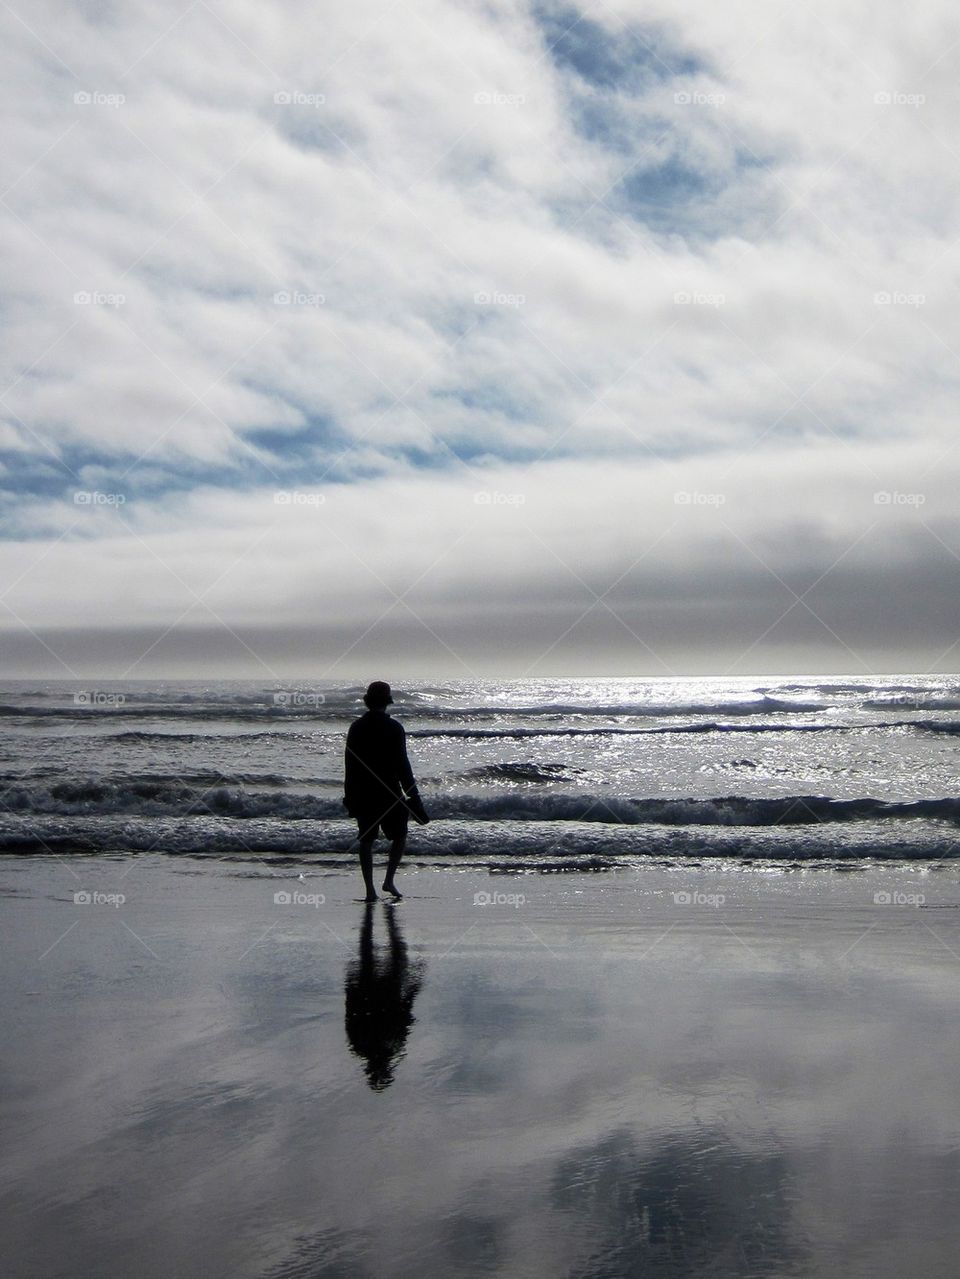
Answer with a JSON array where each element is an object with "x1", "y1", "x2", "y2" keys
[{"x1": 408, "y1": 797, "x2": 430, "y2": 825}]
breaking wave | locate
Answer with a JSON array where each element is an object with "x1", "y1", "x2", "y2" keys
[{"x1": 4, "y1": 778, "x2": 959, "y2": 827}]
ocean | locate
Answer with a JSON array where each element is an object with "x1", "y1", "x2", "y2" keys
[{"x1": 2, "y1": 674, "x2": 958, "y2": 867}]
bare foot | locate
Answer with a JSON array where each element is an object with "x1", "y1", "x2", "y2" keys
[
  {"x1": 382, "y1": 882, "x2": 402, "y2": 900},
  {"x1": 364, "y1": 892, "x2": 379, "y2": 903}
]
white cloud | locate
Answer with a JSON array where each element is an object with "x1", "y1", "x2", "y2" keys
[{"x1": 2, "y1": 0, "x2": 959, "y2": 672}]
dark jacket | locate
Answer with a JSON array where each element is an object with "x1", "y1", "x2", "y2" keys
[{"x1": 343, "y1": 710, "x2": 419, "y2": 817}]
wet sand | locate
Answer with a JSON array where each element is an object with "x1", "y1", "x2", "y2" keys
[{"x1": 2, "y1": 854, "x2": 959, "y2": 1278}]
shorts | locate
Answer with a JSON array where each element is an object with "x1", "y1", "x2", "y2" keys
[{"x1": 354, "y1": 801, "x2": 409, "y2": 843}]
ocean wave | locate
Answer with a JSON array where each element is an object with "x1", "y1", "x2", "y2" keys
[
  {"x1": 0, "y1": 769, "x2": 296, "y2": 789},
  {"x1": 0, "y1": 779, "x2": 338, "y2": 819},
  {"x1": 3, "y1": 695, "x2": 957, "y2": 736},
  {"x1": 0, "y1": 703, "x2": 341, "y2": 722},
  {"x1": 864, "y1": 698, "x2": 960, "y2": 711},
  {"x1": 1, "y1": 814, "x2": 956, "y2": 864},
  {"x1": 107, "y1": 730, "x2": 305, "y2": 744},
  {"x1": 4, "y1": 778, "x2": 959, "y2": 827},
  {"x1": 759, "y1": 682, "x2": 878, "y2": 694},
  {"x1": 415, "y1": 696, "x2": 829, "y2": 718},
  {"x1": 6, "y1": 720, "x2": 944, "y2": 748},
  {"x1": 915, "y1": 720, "x2": 960, "y2": 736},
  {"x1": 455, "y1": 762, "x2": 578, "y2": 784},
  {"x1": 408, "y1": 722, "x2": 901, "y2": 740},
  {"x1": 440, "y1": 793, "x2": 960, "y2": 826},
  {"x1": 0, "y1": 695, "x2": 844, "y2": 723}
]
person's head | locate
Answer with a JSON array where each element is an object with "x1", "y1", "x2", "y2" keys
[{"x1": 363, "y1": 680, "x2": 394, "y2": 710}]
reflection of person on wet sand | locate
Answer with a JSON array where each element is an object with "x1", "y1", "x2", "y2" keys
[{"x1": 344, "y1": 902, "x2": 424, "y2": 1091}]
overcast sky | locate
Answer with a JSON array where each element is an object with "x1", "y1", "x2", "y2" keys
[{"x1": 2, "y1": 0, "x2": 959, "y2": 679}]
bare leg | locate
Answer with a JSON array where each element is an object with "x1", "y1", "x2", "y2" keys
[
  {"x1": 357, "y1": 837, "x2": 378, "y2": 901},
  {"x1": 382, "y1": 836, "x2": 405, "y2": 899}
]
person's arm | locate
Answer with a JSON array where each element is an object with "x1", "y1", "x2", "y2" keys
[
  {"x1": 395, "y1": 723, "x2": 429, "y2": 823},
  {"x1": 343, "y1": 723, "x2": 359, "y2": 813},
  {"x1": 395, "y1": 722, "x2": 416, "y2": 796}
]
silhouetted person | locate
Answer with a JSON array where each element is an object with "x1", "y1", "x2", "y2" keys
[
  {"x1": 344, "y1": 680, "x2": 428, "y2": 901},
  {"x1": 344, "y1": 902, "x2": 424, "y2": 1090}
]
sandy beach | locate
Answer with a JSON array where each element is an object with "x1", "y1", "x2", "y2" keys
[{"x1": 2, "y1": 852, "x2": 959, "y2": 1278}]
